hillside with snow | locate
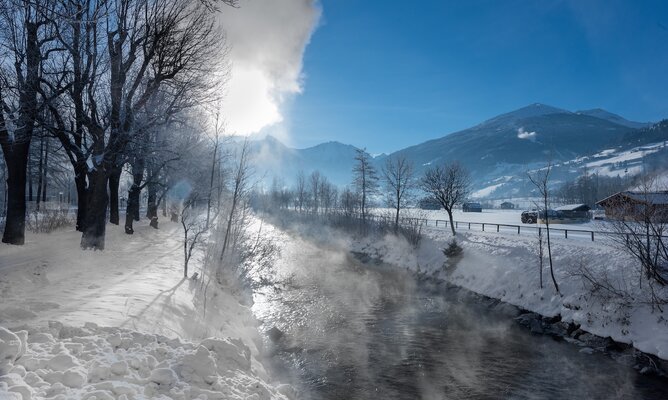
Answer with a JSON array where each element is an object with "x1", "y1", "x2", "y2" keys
[{"x1": 244, "y1": 104, "x2": 666, "y2": 196}]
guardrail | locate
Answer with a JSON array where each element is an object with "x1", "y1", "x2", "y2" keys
[
  {"x1": 282, "y1": 209, "x2": 667, "y2": 242},
  {"x1": 429, "y1": 219, "x2": 598, "y2": 241}
]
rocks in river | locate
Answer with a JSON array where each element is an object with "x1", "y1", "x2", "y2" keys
[
  {"x1": 267, "y1": 326, "x2": 284, "y2": 342},
  {"x1": 529, "y1": 319, "x2": 543, "y2": 334}
]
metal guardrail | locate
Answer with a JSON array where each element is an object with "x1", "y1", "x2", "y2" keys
[
  {"x1": 428, "y1": 219, "x2": 598, "y2": 241},
  {"x1": 285, "y1": 210, "x2": 667, "y2": 242}
]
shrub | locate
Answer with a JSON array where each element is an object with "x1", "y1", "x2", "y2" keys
[
  {"x1": 26, "y1": 210, "x2": 74, "y2": 233},
  {"x1": 442, "y1": 239, "x2": 463, "y2": 258}
]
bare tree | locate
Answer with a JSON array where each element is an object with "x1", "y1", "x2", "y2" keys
[
  {"x1": 352, "y1": 148, "x2": 379, "y2": 222},
  {"x1": 527, "y1": 161, "x2": 560, "y2": 294},
  {"x1": 206, "y1": 109, "x2": 224, "y2": 228},
  {"x1": 181, "y1": 194, "x2": 206, "y2": 278},
  {"x1": 0, "y1": 0, "x2": 58, "y2": 244},
  {"x1": 308, "y1": 170, "x2": 322, "y2": 213},
  {"x1": 339, "y1": 186, "x2": 359, "y2": 216},
  {"x1": 219, "y1": 139, "x2": 252, "y2": 264},
  {"x1": 382, "y1": 155, "x2": 415, "y2": 231},
  {"x1": 421, "y1": 161, "x2": 470, "y2": 236},
  {"x1": 295, "y1": 170, "x2": 307, "y2": 211}
]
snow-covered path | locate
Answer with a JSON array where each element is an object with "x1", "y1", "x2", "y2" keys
[
  {"x1": 0, "y1": 222, "x2": 194, "y2": 336},
  {"x1": 0, "y1": 221, "x2": 293, "y2": 400}
]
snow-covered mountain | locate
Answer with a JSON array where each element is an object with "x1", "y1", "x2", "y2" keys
[
  {"x1": 240, "y1": 136, "x2": 363, "y2": 187},
  {"x1": 576, "y1": 108, "x2": 651, "y2": 129},
  {"x1": 243, "y1": 104, "x2": 666, "y2": 196}
]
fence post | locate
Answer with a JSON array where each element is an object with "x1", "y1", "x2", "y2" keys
[
  {"x1": 497, "y1": 224, "x2": 499, "y2": 232},
  {"x1": 468, "y1": 222, "x2": 471, "y2": 230},
  {"x1": 591, "y1": 231, "x2": 594, "y2": 241},
  {"x1": 565, "y1": 230, "x2": 568, "y2": 239},
  {"x1": 436, "y1": 220, "x2": 438, "y2": 227},
  {"x1": 518, "y1": 226, "x2": 520, "y2": 234},
  {"x1": 539, "y1": 227, "x2": 542, "y2": 236},
  {"x1": 482, "y1": 223, "x2": 485, "y2": 232}
]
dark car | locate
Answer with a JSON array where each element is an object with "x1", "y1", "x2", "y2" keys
[{"x1": 521, "y1": 210, "x2": 538, "y2": 223}]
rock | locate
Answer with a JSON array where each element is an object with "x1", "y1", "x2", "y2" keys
[
  {"x1": 267, "y1": 327, "x2": 284, "y2": 342},
  {"x1": 529, "y1": 319, "x2": 544, "y2": 334}
]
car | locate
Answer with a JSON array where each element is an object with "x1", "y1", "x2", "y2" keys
[{"x1": 521, "y1": 210, "x2": 538, "y2": 223}]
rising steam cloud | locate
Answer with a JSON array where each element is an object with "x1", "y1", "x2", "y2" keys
[{"x1": 219, "y1": 0, "x2": 321, "y2": 136}]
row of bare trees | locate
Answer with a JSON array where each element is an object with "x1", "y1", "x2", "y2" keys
[
  {"x1": 0, "y1": 0, "x2": 231, "y2": 249},
  {"x1": 256, "y1": 148, "x2": 473, "y2": 238}
]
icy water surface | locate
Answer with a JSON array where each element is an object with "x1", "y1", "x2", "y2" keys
[{"x1": 252, "y1": 237, "x2": 668, "y2": 400}]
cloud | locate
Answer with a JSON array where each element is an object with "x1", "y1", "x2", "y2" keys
[
  {"x1": 219, "y1": 0, "x2": 321, "y2": 136},
  {"x1": 517, "y1": 127, "x2": 537, "y2": 141}
]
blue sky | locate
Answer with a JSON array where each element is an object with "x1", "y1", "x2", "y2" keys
[{"x1": 274, "y1": 0, "x2": 668, "y2": 154}]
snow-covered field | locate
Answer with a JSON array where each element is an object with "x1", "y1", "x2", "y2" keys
[
  {"x1": 0, "y1": 221, "x2": 292, "y2": 399},
  {"x1": 350, "y1": 217, "x2": 668, "y2": 361}
]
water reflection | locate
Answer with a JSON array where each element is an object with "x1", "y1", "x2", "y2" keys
[{"x1": 252, "y1": 237, "x2": 668, "y2": 400}]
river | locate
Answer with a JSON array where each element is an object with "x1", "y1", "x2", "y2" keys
[{"x1": 251, "y1": 234, "x2": 668, "y2": 400}]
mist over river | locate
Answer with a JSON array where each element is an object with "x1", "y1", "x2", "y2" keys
[{"x1": 251, "y1": 234, "x2": 668, "y2": 400}]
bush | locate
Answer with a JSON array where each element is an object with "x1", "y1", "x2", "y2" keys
[
  {"x1": 26, "y1": 210, "x2": 74, "y2": 233},
  {"x1": 442, "y1": 239, "x2": 463, "y2": 258}
]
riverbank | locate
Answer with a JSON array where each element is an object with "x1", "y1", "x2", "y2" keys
[
  {"x1": 348, "y1": 223, "x2": 668, "y2": 372},
  {"x1": 0, "y1": 220, "x2": 293, "y2": 399}
]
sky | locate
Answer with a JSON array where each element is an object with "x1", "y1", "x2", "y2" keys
[{"x1": 221, "y1": 0, "x2": 668, "y2": 155}]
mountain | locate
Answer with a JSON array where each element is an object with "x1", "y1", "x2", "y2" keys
[
  {"x1": 576, "y1": 108, "x2": 651, "y2": 129},
  {"x1": 242, "y1": 105, "x2": 666, "y2": 197},
  {"x1": 242, "y1": 136, "x2": 362, "y2": 187},
  {"x1": 389, "y1": 103, "x2": 634, "y2": 181}
]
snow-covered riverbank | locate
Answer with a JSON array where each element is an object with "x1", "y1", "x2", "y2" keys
[
  {"x1": 349, "y1": 222, "x2": 668, "y2": 362},
  {"x1": 0, "y1": 221, "x2": 293, "y2": 399}
]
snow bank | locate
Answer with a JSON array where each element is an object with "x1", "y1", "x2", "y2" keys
[
  {"x1": 0, "y1": 322, "x2": 291, "y2": 400},
  {"x1": 348, "y1": 224, "x2": 668, "y2": 361}
]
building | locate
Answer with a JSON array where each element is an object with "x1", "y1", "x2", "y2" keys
[
  {"x1": 418, "y1": 197, "x2": 441, "y2": 210},
  {"x1": 596, "y1": 191, "x2": 668, "y2": 222},
  {"x1": 554, "y1": 204, "x2": 591, "y2": 221},
  {"x1": 500, "y1": 201, "x2": 515, "y2": 210},
  {"x1": 462, "y1": 202, "x2": 482, "y2": 212}
]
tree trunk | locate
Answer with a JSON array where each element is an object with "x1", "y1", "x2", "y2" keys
[
  {"x1": 28, "y1": 153, "x2": 33, "y2": 203},
  {"x1": 2, "y1": 144, "x2": 30, "y2": 245},
  {"x1": 74, "y1": 172, "x2": 87, "y2": 232},
  {"x1": 42, "y1": 137, "x2": 48, "y2": 203},
  {"x1": 125, "y1": 185, "x2": 141, "y2": 234},
  {"x1": 146, "y1": 180, "x2": 158, "y2": 229},
  {"x1": 36, "y1": 136, "x2": 43, "y2": 210},
  {"x1": 124, "y1": 160, "x2": 144, "y2": 234},
  {"x1": 0, "y1": 20, "x2": 41, "y2": 245},
  {"x1": 394, "y1": 204, "x2": 400, "y2": 232},
  {"x1": 447, "y1": 208, "x2": 456, "y2": 236},
  {"x1": 81, "y1": 170, "x2": 108, "y2": 250},
  {"x1": 108, "y1": 167, "x2": 121, "y2": 225}
]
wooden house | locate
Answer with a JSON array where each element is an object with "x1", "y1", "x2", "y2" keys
[
  {"x1": 596, "y1": 191, "x2": 668, "y2": 222},
  {"x1": 500, "y1": 201, "x2": 515, "y2": 210},
  {"x1": 462, "y1": 202, "x2": 482, "y2": 212}
]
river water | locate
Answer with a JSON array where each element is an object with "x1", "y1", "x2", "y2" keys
[{"x1": 251, "y1": 235, "x2": 668, "y2": 400}]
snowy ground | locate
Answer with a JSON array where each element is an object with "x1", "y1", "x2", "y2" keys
[
  {"x1": 0, "y1": 221, "x2": 292, "y2": 399},
  {"x1": 351, "y1": 213, "x2": 668, "y2": 361}
]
